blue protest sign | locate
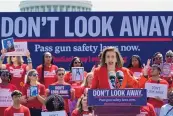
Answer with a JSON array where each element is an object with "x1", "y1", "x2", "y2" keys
[
  {"x1": 0, "y1": 12, "x2": 173, "y2": 71},
  {"x1": 88, "y1": 89, "x2": 147, "y2": 106},
  {"x1": 30, "y1": 86, "x2": 38, "y2": 97},
  {"x1": 49, "y1": 85, "x2": 71, "y2": 99}
]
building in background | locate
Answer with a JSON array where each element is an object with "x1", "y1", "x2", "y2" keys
[{"x1": 19, "y1": 0, "x2": 92, "y2": 12}]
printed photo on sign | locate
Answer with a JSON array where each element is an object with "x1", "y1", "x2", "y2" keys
[
  {"x1": 72, "y1": 67, "x2": 84, "y2": 81},
  {"x1": 14, "y1": 113, "x2": 24, "y2": 116},
  {"x1": 145, "y1": 83, "x2": 168, "y2": 99},
  {"x1": 0, "y1": 89, "x2": 13, "y2": 107},
  {"x1": 41, "y1": 111, "x2": 66, "y2": 116},
  {"x1": 30, "y1": 86, "x2": 38, "y2": 97},
  {"x1": 1, "y1": 37, "x2": 15, "y2": 52},
  {"x1": 5, "y1": 42, "x2": 28, "y2": 56}
]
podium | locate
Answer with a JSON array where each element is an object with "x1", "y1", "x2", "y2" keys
[
  {"x1": 88, "y1": 89, "x2": 147, "y2": 116},
  {"x1": 93, "y1": 106, "x2": 140, "y2": 116}
]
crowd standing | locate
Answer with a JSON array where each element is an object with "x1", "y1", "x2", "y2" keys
[{"x1": 0, "y1": 47, "x2": 173, "y2": 116}]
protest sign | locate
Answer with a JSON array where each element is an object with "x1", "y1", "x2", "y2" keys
[
  {"x1": 41, "y1": 111, "x2": 66, "y2": 116},
  {"x1": 1, "y1": 37, "x2": 15, "y2": 52},
  {"x1": 161, "y1": 63, "x2": 172, "y2": 77},
  {"x1": 0, "y1": 89, "x2": 13, "y2": 107},
  {"x1": 72, "y1": 67, "x2": 84, "y2": 81},
  {"x1": 4, "y1": 42, "x2": 28, "y2": 56},
  {"x1": 88, "y1": 89, "x2": 147, "y2": 106},
  {"x1": 30, "y1": 86, "x2": 38, "y2": 97},
  {"x1": 49, "y1": 85, "x2": 71, "y2": 99},
  {"x1": 0, "y1": 12, "x2": 173, "y2": 71},
  {"x1": 145, "y1": 83, "x2": 168, "y2": 99},
  {"x1": 14, "y1": 113, "x2": 24, "y2": 116}
]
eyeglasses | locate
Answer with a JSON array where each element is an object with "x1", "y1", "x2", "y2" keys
[
  {"x1": 74, "y1": 62, "x2": 81, "y2": 64},
  {"x1": 11, "y1": 56, "x2": 16, "y2": 58},
  {"x1": 31, "y1": 73, "x2": 38, "y2": 77},
  {"x1": 58, "y1": 73, "x2": 64, "y2": 76}
]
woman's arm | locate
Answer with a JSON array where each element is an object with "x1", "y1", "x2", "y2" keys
[
  {"x1": 26, "y1": 50, "x2": 32, "y2": 71},
  {"x1": 0, "y1": 49, "x2": 7, "y2": 69}
]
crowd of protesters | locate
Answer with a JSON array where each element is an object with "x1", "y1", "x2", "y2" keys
[{"x1": 0, "y1": 47, "x2": 173, "y2": 116}]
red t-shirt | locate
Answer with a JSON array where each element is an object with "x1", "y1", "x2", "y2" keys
[
  {"x1": 64, "y1": 71, "x2": 87, "y2": 98},
  {"x1": 140, "y1": 103, "x2": 156, "y2": 116},
  {"x1": 4, "y1": 105, "x2": 30, "y2": 116},
  {"x1": 129, "y1": 67, "x2": 143, "y2": 79},
  {"x1": 72, "y1": 109, "x2": 91, "y2": 116},
  {"x1": 0, "y1": 83, "x2": 17, "y2": 116},
  {"x1": 22, "y1": 83, "x2": 45, "y2": 109},
  {"x1": 50, "y1": 82, "x2": 75, "y2": 113},
  {"x1": 36, "y1": 64, "x2": 58, "y2": 88},
  {"x1": 6, "y1": 64, "x2": 27, "y2": 91},
  {"x1": 146, "y1": 79, "x2": 169, "y2": 108}
]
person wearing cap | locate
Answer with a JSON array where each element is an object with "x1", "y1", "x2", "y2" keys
[
  {"x1": 4, "y1": 90, "x2": 31, "y2": 116},
  {"x1": 160, "y1": 91, "x2": 173, "y2": 116},
  {"x1": 142, "y1": 64, "x2": 169, "y2": 116},
  {"x1": 0, "y1": 70, "x2": 17, "y2": 116}
]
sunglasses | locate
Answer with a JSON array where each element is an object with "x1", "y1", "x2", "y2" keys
[
  {"x1": 166, "y1": 55, "x2": 173, "y2": 58},
  {"x1": 11, "y1": 56, "x2": 16, "y2": 58},
  {"x1": 74, "y1": 62, "x2": 81, "y2": 64},
  {"x1": 31, "y1": 73, "x2": 38, "y2": 77},
  {"x1": 154, "y1": 57, "x2": 162, "y2": 60},
  {"x1": 58, "y1": 73, "x2": 64, "y2": 76}
]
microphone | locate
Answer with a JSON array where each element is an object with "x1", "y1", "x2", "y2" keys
[
  {"x1": 108, "y1": 71, "x2": 116, "y2": 88},
  {"x1": 116, "y1": 70, "x2": 124, "y2": 87}
]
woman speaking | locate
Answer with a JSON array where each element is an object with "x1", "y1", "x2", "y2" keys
[{"x1": 91, "y1": 47, "x2": 148, "y2": 89}]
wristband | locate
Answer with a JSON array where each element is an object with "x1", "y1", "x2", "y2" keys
[{"x1": 27, "y1": 58, "x2": 32, "y2": 63}]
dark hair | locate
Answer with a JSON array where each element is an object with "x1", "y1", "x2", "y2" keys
[
  {"x1": 69, "y1": 57, "x2": 83, "y2": 72},
  {"x1": 0, "y1": 69, "x2": 12, "y2": 82},
  {"x1": 45, "y1": 94, "x2": 65, "y2": 111},
  {"x1": 127, "y1": 55, "x2": 143, "y2": 68},
  {"x1": 11, "y1": 90, "x2": 22, "y2": 97},
  {"x1": 41, "y1": 52, "x2": 54, "y2": 83},
  {"x1": 152, "y1": 64, "x2": 161, "y2": 72}
]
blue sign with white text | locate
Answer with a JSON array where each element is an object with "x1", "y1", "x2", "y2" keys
[
  {"x1": 88, "y1": 89, "x2": 147, "y2": 106},
  {"x1": 0, "y1": 12, "x2": 173, "y2": 71},
  {"x1": 49, "y1": 85, "x2": 71, "y2": 99}
]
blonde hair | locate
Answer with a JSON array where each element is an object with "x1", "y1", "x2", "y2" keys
[
  {"x1": 81, "y1": 72, "x2": 93, "y2": 87},
  {"x1": 26, "y1": 69, "x2": 38, "y2": 85},
  {"x1": 7, "y1": 56, "x2": 24, "y2": 66},
  {"x1": 100, "y1": 47, "x2": 124, "y2": 68}
]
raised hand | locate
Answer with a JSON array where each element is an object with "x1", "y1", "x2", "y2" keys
[
  {"x1": 26, "y1": 50, "x2": 30, "y2": 58},
  {"x1": 143, "y1": 59, "x2": 151, "y2": 76}
]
